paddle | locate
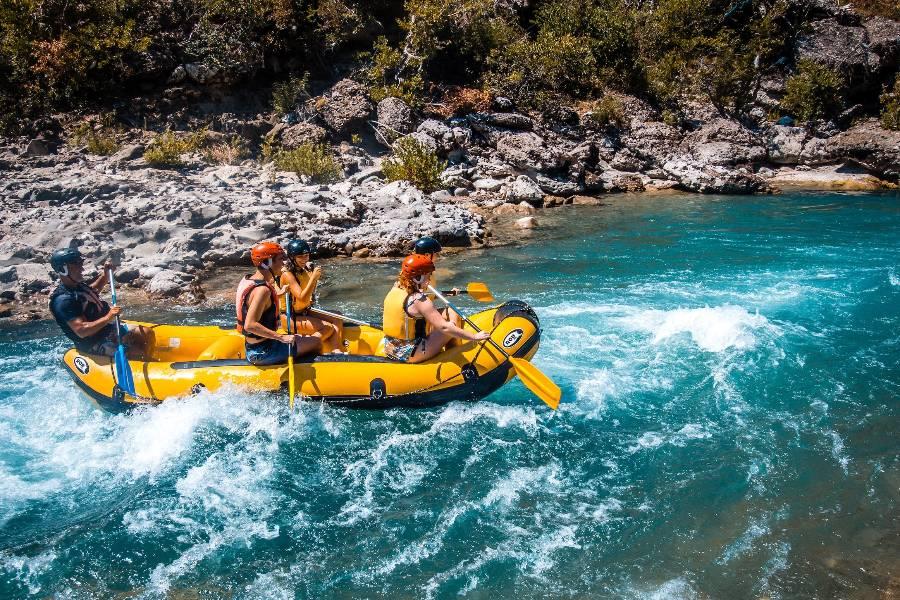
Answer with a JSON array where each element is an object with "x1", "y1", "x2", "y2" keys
[
  {"x1": 107, "y1": 269, "x2": 136, "y2": 396},
  {"x1": 440, "y1": 282, "x2": 494, "y2": 303},
  {"x1": 427, "y1": 285, "x2": 561, "y2": 410},
  {"x1": 308, "y1": 307, "x2": 374, "y2": 328},
  {"x1": 286, "y1": 292, "x2": 296, "y2": 409}
]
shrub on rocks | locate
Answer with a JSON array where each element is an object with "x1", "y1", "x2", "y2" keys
[
  {"x1": 269, "y1": 143, "x2": 341, "y2": 183},
  {"x1": 202, "y1": 136, "x2": 248, "y2": 165},
  {"x1": 588, "y1": 95, "x2": 627, "y2": 130},
  {"x1": 144, "y1": 128, "x2": 207, "y2": 167},
  {"x1": 382, "y1": 137, "x2": 446, "y2": 193},
  {"x1": 69, "y1": 120, "x2": 119, "y2": 156},
  {"x1": 272, "y1": 73, "x2": 310, "y2": 116},
  {"x1": 781, "y1": 60, "x2": 844, "y2": 123},
  {"x1": 881, "y1": 76, "x2": 900, "y2": 130}
]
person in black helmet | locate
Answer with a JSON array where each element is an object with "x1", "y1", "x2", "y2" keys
[
  {"x1": 412, "y1": 236, "x2": 459, "y2": 301},
  {"x1": 47, "y1": 248, "x2": 152, "y2": 359},
  {"x1": 279, "y1": 239, "x2": 344, "y2": 353}
]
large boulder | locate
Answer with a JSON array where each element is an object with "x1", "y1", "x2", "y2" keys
[
  {"x1": 864, "y1": 17, "x2": 900, "y2": 74},
  {"x1": 501, "y1": 175, "x2": 544, "y2": 205},
  {"x1": 681, "y1": 118, "x2": 766, "y2": 166},
  {"x1": 663, "y1": 156, "x2": 769, "y2": 194},
  {"x1": 376, "y1": 97, "x2": 414, "y2": 136},
  {"x1": 280, "y1": 122, "x2": 328, "y2": 149},
  {"x1": 825, "y1": 119, "x2": 900, "y2": 181},
  {"x1": 495, "y1": 131, "x2": 562, "y2": 171},
  {"x1": 767, "y1": 125, "x2": 809, "y2": 164},
  {"x1": 796, "y1": 19, "x2": 879, "y2": 84},
  {"x1": 318, "y1": 79, "x2": 373, "y2": 137}
]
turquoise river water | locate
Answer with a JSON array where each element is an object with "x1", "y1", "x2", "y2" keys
[{"x1": 1, "y1": 191, "x2": 898, "y2": 598}]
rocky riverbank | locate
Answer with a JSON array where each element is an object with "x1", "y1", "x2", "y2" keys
[{"x1": 2, "y1": 78, "x2": 899, "y2": 322}]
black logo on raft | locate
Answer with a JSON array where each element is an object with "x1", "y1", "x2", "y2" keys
[
  {"x1": 73, "y1": 356, "x2": 90, "y2": 375},
  {"x1": 503, "y1": 328, "x2": 523, "y2": 348}
]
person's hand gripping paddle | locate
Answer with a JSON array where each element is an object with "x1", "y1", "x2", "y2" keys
[
  {"x1": 427, "y1": 285, "x2": 561, "y2": 409},
  {"x1": 286, "y1": 292, "x2": 296, "y2": 410},
  {"x1": 108, "y1": 268, "x2": 136, "y2": 396},
  {"x1": 440, "y1": 282, "x2": 494, "y2": 303}
]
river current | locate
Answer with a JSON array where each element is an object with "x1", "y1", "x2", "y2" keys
[{"x1": 1, "y1": 191, "x2": 898, "y2": 598}]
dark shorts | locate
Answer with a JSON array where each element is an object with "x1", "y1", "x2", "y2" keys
[
  {"x1": 78, "y1": 323, "x2": 129, "y2": 357},
  {"x1": 246, "y1": 338, "x2": 290, "y2": 366}
]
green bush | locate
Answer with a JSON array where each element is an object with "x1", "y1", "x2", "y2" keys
[
  {"x1": 144, "y1": 129, "x2": 207, "y2": 167},
  {"x1": 270, "y1": 143, "x2": 341, "y2": 183},
  {"x1": 382, "y1": 137, "x2": 445, "y2": 192},
  {"x1": 272, "y1": 73, "x2": 310, "y2": 116},
  {"x1": 69, "y1": 120, "x2": 120, "y2": 155},
  {"x1": 881, "y1": 77, "x2": 900, "y2": 131},
  {"x1": 781, "y1": 60, "x2": 844, "y2": 122},
  {"x1": 589, "y1": 95, "x2": 627, "y2": 130}
]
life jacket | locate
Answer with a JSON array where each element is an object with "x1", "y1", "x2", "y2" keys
[
  {"x1": 49, "y1": 282, "x2": 113, "y2": 351},
  {"x1": 235, "y1": 276, "x2": 279, "y2": 340},
  {"x1": 383, "y1": 285, "x2": 427, "y2": 341},
  {"x1": 279, "y1": 268, "x2": 314, "y2": 313}
]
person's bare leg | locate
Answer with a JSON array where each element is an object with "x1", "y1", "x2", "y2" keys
[
  {"x1": 294, "y1": 335, "x2": 322, "y2": 357},
  {"x1": 407, "y1": 330, "x2": 454, "y2": 364}
]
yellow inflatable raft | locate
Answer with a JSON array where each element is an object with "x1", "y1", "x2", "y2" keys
[{"x1": 61, "y1": 300, "x2": 541, "y2": 412}]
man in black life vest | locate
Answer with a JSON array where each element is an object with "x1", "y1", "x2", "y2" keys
[
  {"x1": 236, "y1": 241, "x2": 321, "y2": 365},
  {"x1": 47, "y1": 248, "x2": 152, "y2": 359}
]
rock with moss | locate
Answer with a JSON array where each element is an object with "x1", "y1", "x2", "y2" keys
[{"x1": 318, "y1": 79, "x2": 373, "y2": 137}]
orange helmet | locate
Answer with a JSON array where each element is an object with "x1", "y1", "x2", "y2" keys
[
  {"x1": 250, "y1": 241, "x2": 285, "y2": 267},
  {"x1": 401, "y1": 254, "x2": 435, "y2": 278}
]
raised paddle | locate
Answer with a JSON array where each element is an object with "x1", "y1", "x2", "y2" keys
[
  {"x1": 440, "y1": 282, "x2": 494, "y2": 303},
  {"x1": 286, "y1": 292, "x2": 296, "y2": 410},
  {"x1": 427, "y1": 285, "x2": 561, "y2": 410},
  {"x1": 108, "y1": 269, "x2": 136, "y2": 396}
]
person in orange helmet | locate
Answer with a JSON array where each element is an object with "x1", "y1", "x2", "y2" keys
[
  {"x1": 236, "y1": 241, "x2": 320, "y2": 365},
  {"x1": 381, "y1": 254, "x2": 489, "y2": 363}
]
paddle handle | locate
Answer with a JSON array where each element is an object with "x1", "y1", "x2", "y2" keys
[
  {"x1": 286, "y1": 292, "x2": 295, "y2": 409},
  {"x1": 108, "y1": 269, "x2": 124, "y2": 347},
  {"x1": 427, "y1": 285, "x2": 510, "y2": 359}
]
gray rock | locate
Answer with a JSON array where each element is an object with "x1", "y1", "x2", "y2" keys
[
  {"x1": 515, "y1": 216, "x2": 538, "y2": 229},
  {"x1": 767, "y1": 125, "x2": 809, "y2": 164},
  {"x1": 470, "y1": 112, "x2": 533, "y2": 131},
  {"x1": 663, "y1": 155, "x2": 768, "y2": 194},
  {"x1": 376, "y1": 97, "x2": 414, "y2": 136},
  {"x1": 318, "y1": 79, "x2": 373, "y2": 137},
  {"x1": 280, "y1": 122, "x2": 328, "y2": 149},
  {"x1": 501, "y1": 175, "x2": 544, "y2": 204},
  {"x1": 473, "y1": 178, "x2": 504, "y2": 192},
  {"x1": 168, "y1": 65, "x2": 187, "y2": 85},
  {"x1": 111, "y1": 144, "x2": 145, "y2": 162},
  {"x1": 864, "y1": 17, "x2": 900, "y2": 71},
  {"x1": 25, "y1": 139, "x2": 50, "y2": 157},
  {"x1": 184, "y1": 63, "x2": 220, "y2": 84},
  {"x1": 147, "y1": 269, "x2": 191, "y2": 297},
  {"x1": 796, "y1": 19, "x2": 877, "y2": 80},
  {"x1": 825, "y1": 119, "x2": 900, "y2": 180},
  {"x1": 495, "y1": 131, "x2": 561, "y2": 171}
]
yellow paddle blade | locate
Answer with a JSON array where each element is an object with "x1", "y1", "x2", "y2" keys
[
  {"x1": 466, "y1": 282, "x2": 495, "y2": 303},
  {"x1": 510, "y1": 357, "x2": 561, "y2": 410}
]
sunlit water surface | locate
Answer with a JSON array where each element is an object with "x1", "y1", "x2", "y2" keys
[{"x1": 1, "y1": 191, "x2": 898, "y2": 598}]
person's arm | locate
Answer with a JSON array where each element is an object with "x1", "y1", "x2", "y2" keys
[
  {"x1": 243, "y1": 287, "x2": 293, "y2": 343},
  {"x1": 414, "y1": 298, "x2": 489, "y2": 341},
  {"x1": 89, "y1": 262, "x2": 113, "y2": 293},
  {"x1": 67, "y1": 308, "x2": 120, "y2": 339},
  {"x1": 298, "y1": 267, "x2": 320, "y2": 305}
]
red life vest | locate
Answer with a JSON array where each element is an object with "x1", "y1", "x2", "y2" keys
[{"x1": 235, "y1": 276, "x2": 279, "y2": 336}]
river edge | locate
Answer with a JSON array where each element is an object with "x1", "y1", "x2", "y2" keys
[{"x1": 2, "y1": 183, "x2": 897, "y2": 327}]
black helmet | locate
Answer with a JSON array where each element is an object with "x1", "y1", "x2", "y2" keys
[
  {"x1": 413, "y1": 236, "x2": 442, "y2": 254},
  {"x1": 49, "y1": 248, "x2": 84, "y2": 274},
  {"x1": 285, "y1": 239, "x2": 312, "y2": 257}
]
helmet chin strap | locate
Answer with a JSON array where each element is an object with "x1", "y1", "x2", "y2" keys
[{"x1": 59, "y1": 265, "x2": 69, "y2": 277}]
